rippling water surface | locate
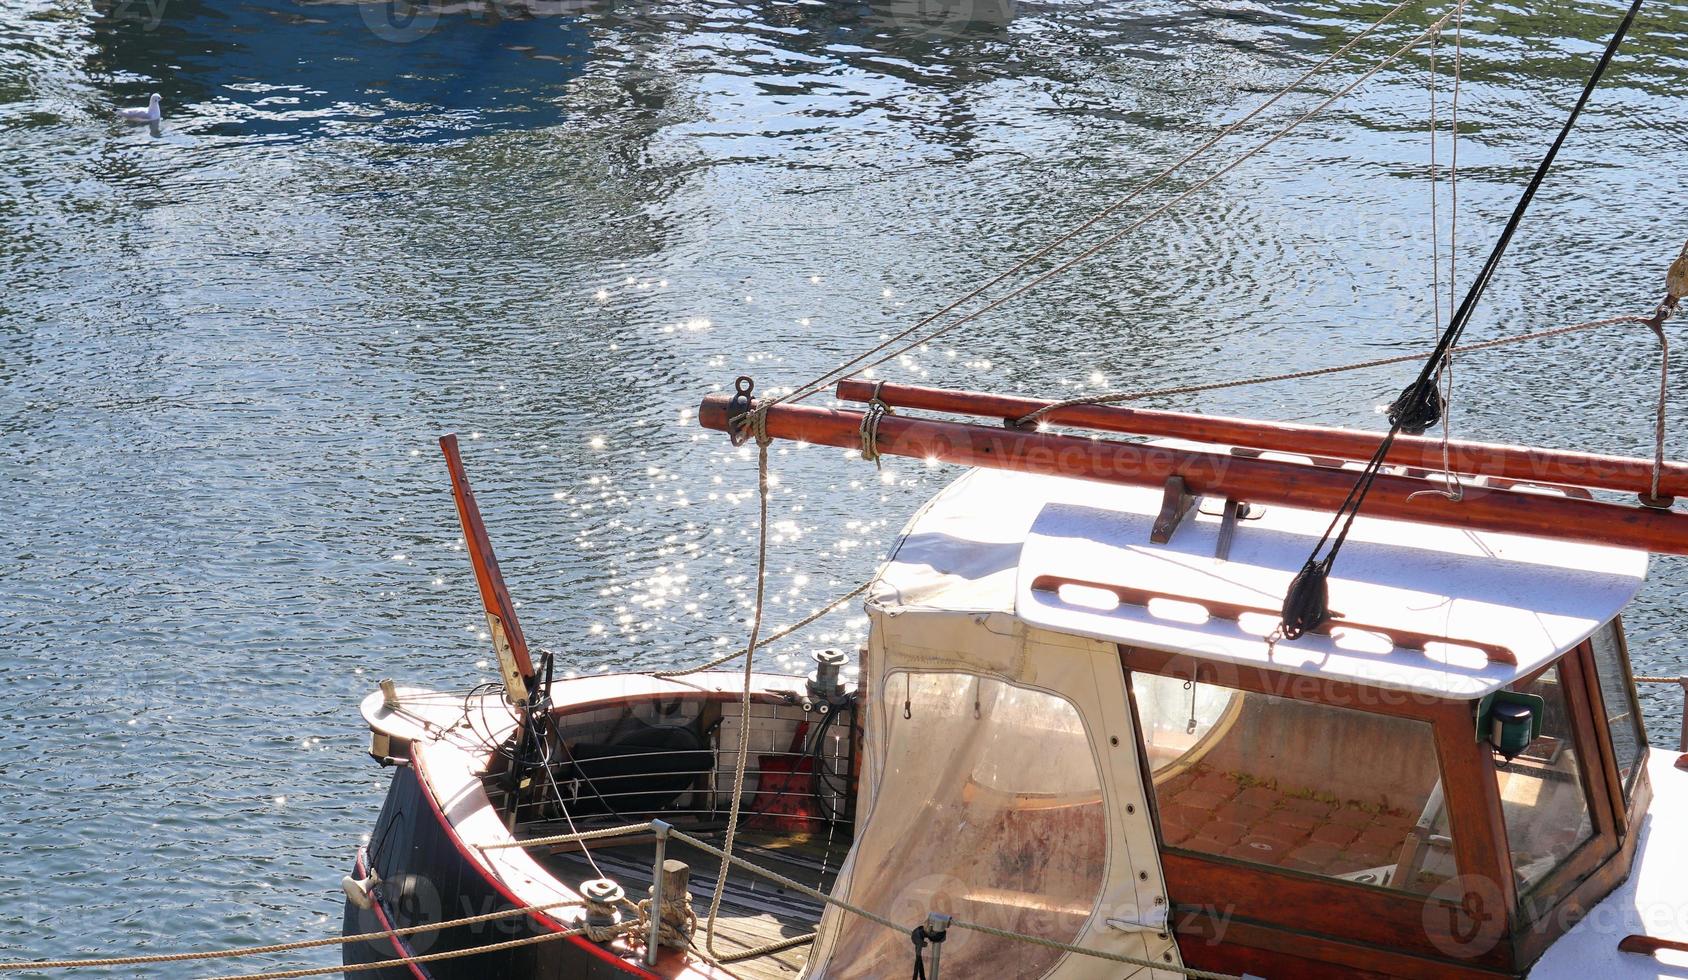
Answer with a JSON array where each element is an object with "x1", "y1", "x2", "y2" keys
[{"x1": 2, "y1": 0, "x2": 1685, "y2": 969}]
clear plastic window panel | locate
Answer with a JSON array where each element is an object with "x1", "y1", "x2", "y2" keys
[{"x1": 821, "y1": 672, "x2": 1106, "y2": 978}]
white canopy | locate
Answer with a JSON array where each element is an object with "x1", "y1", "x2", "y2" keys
[{"x1": 868, "y1": 463, "x2": 1648, "y2": 699}]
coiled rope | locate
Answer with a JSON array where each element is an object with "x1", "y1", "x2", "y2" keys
[{"x1": 859, "y1": 381, "x2": 894, "y2": 468}]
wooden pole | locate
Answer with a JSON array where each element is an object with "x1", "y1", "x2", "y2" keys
[
  {"x1": 835, "y1": 379, "x2": 1687, "y2": 503},
  {"x1": 698, "y1": 394, "x2": 1688, "y2": 556},
  {"x1": 440, "y1": 434, "x2": 535, "y2": 698}
]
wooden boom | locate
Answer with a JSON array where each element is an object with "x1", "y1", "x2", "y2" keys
[
  {"x1": 836, "y1": 379, "x2": 1686, "y2": 503},
  {"x1": 440, "y1": 433, "x2": 535, "y2": 704},
  {"x1": 698, "y1": 393, "x2": 1688, "y2": 556}
]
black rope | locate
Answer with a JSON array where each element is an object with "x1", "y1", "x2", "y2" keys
[
  {"x1": 909, "y1": 921, "x2": 946, "y2": 980},
  {"x1": 910, "y1": 926, "x2": 927, "y2": 980},
  {"x1": 1280, "y1": 0, "x2": 1647, "y2": 639}
]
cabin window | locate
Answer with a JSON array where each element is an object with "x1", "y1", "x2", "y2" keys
[
  {"x1": 1132, "y1": 673, "x2": 1456, "y2": 895},
  {"x1": 1587, "y1": 620, "x2": 1646, "y2": 801},
  {"x1": 1494, "y1": 665, "x2": 1596, "y2": 896},
  {"x1": 821, "y1": 671, "x2": 1105, "y2": 977}
]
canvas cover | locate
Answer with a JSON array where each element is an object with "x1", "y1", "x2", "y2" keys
[{"x1": 803, "y1": 608, "x2": 1181, "y2": 979}]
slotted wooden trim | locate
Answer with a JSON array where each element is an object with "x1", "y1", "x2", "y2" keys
[{"x1": 1038, "y1": 575, "x2": 1516, "y2": 665}]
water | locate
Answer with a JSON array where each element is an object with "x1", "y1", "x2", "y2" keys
[{"x1": 1, "y1": 0, "x2": 1684, "y2": 969}]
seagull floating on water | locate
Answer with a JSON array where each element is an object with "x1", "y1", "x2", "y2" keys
[{"x1": 119, "y1": 93, "x2": 162, "y2": 124}]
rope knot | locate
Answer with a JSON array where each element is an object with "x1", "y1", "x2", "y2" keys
[
  {"x1": 860, "y1": 381, "x2": 894, "y2": 468},
  {"x1": 749, "y1": 404, "x2": 771, "y2": 448}
]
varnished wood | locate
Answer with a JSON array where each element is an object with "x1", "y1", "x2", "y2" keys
[
  {"x1": 1512, "y1": 800, "x2": 1647, "y2": 968},
  {"x1": 1124, "y1": 646, "x2": 1519, "y2": 972},
  {"x1": 1619, "y1": 934, "x2": 1688, "y2": 956},
  {"x1": 1119, "y1": 646, "x2": 1464, "y2": 721},
  {"x1": 1161, "y1": 852, "x2": 1514, "y2": 971},
  {"x1": 440, "y1": 433, "x2": 535, "y2": 684},
  {"x1": 1567, "y1": 641, "x2": 1628, "y2": 839},
  {"x1": 1042, "y1": 576, "x2": 1516, "y2": 664},
  {"x1": 698, "y1": 394, "x2": 1688, "y2": 556},
  {"x1": 1429, "y1": 700, "x2": 1520, "y2": 944},
  {"x1": 835, "y1": 379, "x2": 1688, "y2": 500},
  {"x1": 1175, "y1": 912, "x2": 1516, "y2": 980}
]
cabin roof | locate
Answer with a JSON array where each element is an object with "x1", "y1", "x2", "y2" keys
[{"x1": 868, "y1": 458, "x2": 1648, "y2": 698}]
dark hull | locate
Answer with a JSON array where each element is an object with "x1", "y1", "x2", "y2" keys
[{"x1": 342, "y1": 764, "x2": 652, "y2": 979}]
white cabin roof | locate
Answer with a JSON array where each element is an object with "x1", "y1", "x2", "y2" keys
[{"x1": 868, "y1": 459, "x2": 1648, "y2": 698}]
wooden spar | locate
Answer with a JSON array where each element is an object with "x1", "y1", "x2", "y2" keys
[
  {"x1": 697, "y1": 394, "x2": 1688, "y2": 556},
  {"x1": 835, "y1": 379, "x2": 1688, "y2": 502},
  {"x1": 440, "y1": 434, "x2": 535, "y2": 702}
]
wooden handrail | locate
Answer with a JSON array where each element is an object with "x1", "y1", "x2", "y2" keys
[
  {"x1": 1618, "y1": 933, "x2": 1688, "y2": 956},
  {"x1": 697, "y1": 393, "x2": 1688, "y2": 556},
  {"x1": 835, "y1": 379, "x2": 1686, "y2": 503},
  {"x1": 1029, "y1": 575, "x2": 1516, "y2": 665}
]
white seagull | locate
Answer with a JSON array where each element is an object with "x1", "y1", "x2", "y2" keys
[{"x1": 119, "y1": 93, "x2": 162, "y2": 124}]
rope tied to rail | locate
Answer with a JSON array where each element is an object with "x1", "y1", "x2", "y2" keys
[
  {"x1": 706, "y1": 376, "x2": 777, "y2": 962},
  {"x1": 1640, "y1": 236, "x2": 1688, "y2": 505},
  {"x1": 909, "y1": 920, "x2": 944, "y2": 980},
  {"x1": 859, "y1": 381, "x2": 894, "y2": 468}
]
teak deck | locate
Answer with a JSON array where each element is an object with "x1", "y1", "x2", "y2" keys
[{"x1": 538, "y1": 830, "x2": 844, "y2": 979}]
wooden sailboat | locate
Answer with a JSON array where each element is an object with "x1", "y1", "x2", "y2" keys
[
  {"x1": 344, "y1": 380, "x2": 1687, "y2": 977},
  {"x1": 341, "y1": 2, "x2": 1688, "y2": 975}
]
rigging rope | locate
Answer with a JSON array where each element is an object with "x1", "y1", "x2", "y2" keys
[
  {"x1": 1277, "y1": 0, "x2": 1650, "y2": 640},
  {"x1": 820, "y1": 2, "x2": 1474, "y2": 399},
  {"x1": 647, "y1": 581, "x2": 870, "y2": 678},
  {"x1": 0, "y1": 897, "x2": 588, "y2": 973},
  {"x1": 205, "y1": 928, "x2": 603, "y2": 980},
  {"x1": 1013, "y1": 313, "x2": 1655, "y2": 426},
  {"x1": 704, "y1": 405, "x2": 773, "y2": 961},
  {"x1": 771, "y1": 0, "x2": 1440, "y2": 409},
  {"x1": 662, "y1": 829, "x2": 1244, "y2": 980}
]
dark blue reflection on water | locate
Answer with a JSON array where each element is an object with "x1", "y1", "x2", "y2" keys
[{"x1": 90, "y1": 0, "x2": 592, "y2": 141}]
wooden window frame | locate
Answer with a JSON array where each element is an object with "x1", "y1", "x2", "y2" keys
[
  {"x1": 1584, "y1": 614, "x2": 1651, "y2": 804},
  {"x1": 1121, "y1": 640, "x2": 1638, "y2": 975}
]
